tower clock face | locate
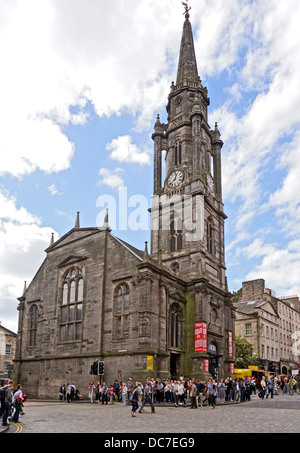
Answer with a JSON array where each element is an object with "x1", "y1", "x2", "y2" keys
[{"x1": 168, "y1": 170, "x2": 183, "y2": 188}]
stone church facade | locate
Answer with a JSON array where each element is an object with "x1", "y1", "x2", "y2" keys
[{"x1": 14, "y1": 13, "x2": 235, "y2": 399}]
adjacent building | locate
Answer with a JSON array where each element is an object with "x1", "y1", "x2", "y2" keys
[
  {"x1": 0, "y1": 322, "x2": 17, "y2": 383},
  {"x1": 234, "y1": 279, "x2": 300, "y2": 374}
]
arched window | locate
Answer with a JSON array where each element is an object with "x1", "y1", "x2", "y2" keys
[
  {"x1": 59, "y1": 267, "x2": 84, "y2": 342},
  {"x1": 174, "y1": 142, "x2": 182, "y2": 166},
  {"x1": 206, "y1": 218, "x2": 214, "y2": 254},
  {"x1": 169, "y1": 303, "x2": 184, "y2": 349},
  {"x1": 114, "y1": 284, "x2": 130, "y2": 337},
  {"x1": 29, "y1": 305, "x2": 38, "y2": 347}
]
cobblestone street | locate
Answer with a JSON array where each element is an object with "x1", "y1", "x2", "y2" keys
[{"x1": 3, "y1": 393, "x2": 300, "y2": 434}]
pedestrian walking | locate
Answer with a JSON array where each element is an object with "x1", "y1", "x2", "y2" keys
[
  {"x1": 102, "y1": 382, "x2": 108, "y2": 405},
  {"x1": 178, "y1": 380, "x2": 186, "y2": 406},
  {"x1": 59, "y1": 384, "x2": 66, "y2": 401},
  {"x1": 233, "y1": 379, "x2": 241, "y2": 403},
  {"x1": 109, "y1": 384, "x2": 114, "y2": 404},
  {"x1": 260, "y1": 376, "x2": 266, "y2": 399},
  {"x1": 12, "y1": 384, "x2": 24, "y2": 423},
  {"x1": 121, "y1": 381, "x2": 128, "y2": 405},
  {"x1": 196, "y1": 380, "x2": 206, "y2": 407},
  {"x1": 138, "y1": 382, "x2": 156, "y2": 413},
  {"x1": 164, "y1": 380, "x2": 171, "y2": 403},
  {"x1": 131, "y1": 385, "x2": 140, "y2": 417},
  {"x1": 189, "y1": 380, "x2": 198, "y2": 409},
  {"x1": 172, "y1": 380, "x2": 179, "y2": 407},
  {"x1": 245, "y1": 378, "x2": 251, "y2": 401},
  {"x1": 95, "y1": 382, "x2": 100, "y2": 403},
  {"x1": 207, "y1": 378, "x2": 217, "y2": 409},
  {"x1": 267, "y1": 379, "x2": 274, "y2": 398},
  {"x1": 88, "y1": 381, "x2": 95, "y2": 403},
  {"x1": 0, "y1": 380, "x2": 13, "y2": 426},
  {"x1": 218, "y1": 379, "x2": 226, "y2": 404}
]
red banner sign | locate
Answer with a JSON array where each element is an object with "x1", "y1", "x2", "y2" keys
[
  {"x1": 230, "y1": 363, "x2": 234, "y2": 375},
  {"x1": 202, "y1": 322, "x2": 207, "y2": 353},
  {"x1": 229, "y1": 331, "x2": 233, "y2": 358},
  {"x1": 195, "y1": 322, "x2": 207, "y2": 353},
  {"x1": 195, "y1": 322, "x2": 203, "y2": 352},
  {"x1": 204, "y1": 359, "x2": 209, "y2": 373}
]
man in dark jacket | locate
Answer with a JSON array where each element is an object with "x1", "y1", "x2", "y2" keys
[
  {"x1": 138, "y1": 382, "x2": 156, "y2": 413},
  {"x1": 1, "y1": 380, "x2": 13, "y2": 426},
  {"x1": 196, "y1": 379, "x2": 206, "y2": 406}
]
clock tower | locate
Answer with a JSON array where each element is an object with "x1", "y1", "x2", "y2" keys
[{"x1": 151, "y1": 12, "x2": 226, "y2": 293}]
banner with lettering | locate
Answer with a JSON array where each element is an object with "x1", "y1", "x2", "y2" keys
[
  {"x1": 195, "y1": 322, "x2": 203, "y2": 352},
  {"x1": 202, "y1": 322, "x2": 207, "y2": 352},
  {"x1": 229, "y1": 331, "x2": 233, "y2": 358}
]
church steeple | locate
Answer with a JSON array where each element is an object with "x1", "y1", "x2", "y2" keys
[
  {"x1": 176, "y1": 15, "x2": 199, "y2": 85},
  {"x1": 151, "y1": 7, "x2": 226, "y2": 290}
]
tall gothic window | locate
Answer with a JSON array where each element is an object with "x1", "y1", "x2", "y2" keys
[
  {"x1": 169, "y1": 303, "x2": 184, "y2": 348},
  {"x1": 59, "y1": 267, "x2": 83, "y2": 342},
  {"x1": 29, "y1": 304, "x2": 38, "y2": 346},
  {"x1": 114, "y1": 284, "x2": 130, "y2": 337}
]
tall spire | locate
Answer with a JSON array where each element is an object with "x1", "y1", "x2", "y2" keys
[{"x1": 176, "y1": 7, "x2": 199, "y2": 85}]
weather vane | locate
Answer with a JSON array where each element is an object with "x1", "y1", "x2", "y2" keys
[{"x1": 182, "y1": 1, "x2": 191, "y2": 19}]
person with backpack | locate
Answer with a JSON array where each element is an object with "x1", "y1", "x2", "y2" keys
[
  {"x1": 0, "y1": 380, "x2": 14, "y2": 426},
  {"x1": 12, "y1": 384, "x2": 24, "y2": 423},
  {"x1": 138, "y1": 382, "x2": 156, "y2": 413}
]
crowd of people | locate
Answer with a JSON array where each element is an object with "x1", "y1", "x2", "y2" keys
[
  {"x1": 66, "y1": 373, "x2": 300, "y2": 416},
  {"x1": 0, "y1": 380, "x2": 26, "y2": 426},
  {"x1": 1, "y1": 373, "x2": 299, "y2": 426}
]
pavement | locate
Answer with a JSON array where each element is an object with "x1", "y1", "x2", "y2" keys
[{"x1": 3, "y1": 392, "x2": 299, "y2": 434}]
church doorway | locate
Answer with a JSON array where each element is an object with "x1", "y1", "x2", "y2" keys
[
  {"x1": 209, "y1": 357, "x2": 218, "y2": 377},
  {"x1": 170, "y1": 353, "x2": 180, "y2": 379}
]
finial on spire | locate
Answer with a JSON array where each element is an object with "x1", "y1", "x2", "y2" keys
[
  {"x1": 182, "y1": 1, "x2": 191, "y2": 19},
  {"x1": 102, "y1": 208, "x2": 112, "y2": 231},
  {"x1": 143, "y1": 241, "x2": 150, "y2": 262},
  {"x1": 75, "y1": 212, "x2": 80, "y2": 229}
]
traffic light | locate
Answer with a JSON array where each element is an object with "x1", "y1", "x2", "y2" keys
[
  {"x1": 90, "y1": 361, "x2": 98, "y2": 375},
  {"x1": 98, "y1": 361, "x2": 104, "y2": 375}
]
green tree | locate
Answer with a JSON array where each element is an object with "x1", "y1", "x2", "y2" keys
[{"x1": 235, "y1": 335, "x2": 258, "y2": 369}]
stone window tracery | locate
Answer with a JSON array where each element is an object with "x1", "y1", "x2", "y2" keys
[
  {"x1": 169, "y1": 302, "x2": 184, "y2": 349},
  {"x1": 29, "y1": 304, "x2": 38, "y2": 347},
  {"x1": 59, "y1": 267, "x2": 83, "y2": 343},
  {"x1": 114, "y1": 284, "x2": 130, "y2": 337}
]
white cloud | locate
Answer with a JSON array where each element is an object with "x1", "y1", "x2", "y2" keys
[
  {"x1": 0, "y1": 189, "x2": 57, "y2": 332},
  {"x1": 48, "y1": 184, "x2": 62, "y2": 196},
  {"x1": 98, "y1": 168, "x2": 125, "y2": 189},
  {"x1": 106, "y1": 135, "x2": 152, "y2": 166},
  {"x1": 244, "y1": 238, "x2": 300, "y2": 298}
]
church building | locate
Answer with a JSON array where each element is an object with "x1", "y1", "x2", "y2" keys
[{"x1": 14, "y1": 9, "x2": 235, "y2": 399}]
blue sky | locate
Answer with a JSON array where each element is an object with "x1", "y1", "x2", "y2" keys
[{"x1": 1, "y1": 0, "x2": 300, "y2": 333}]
